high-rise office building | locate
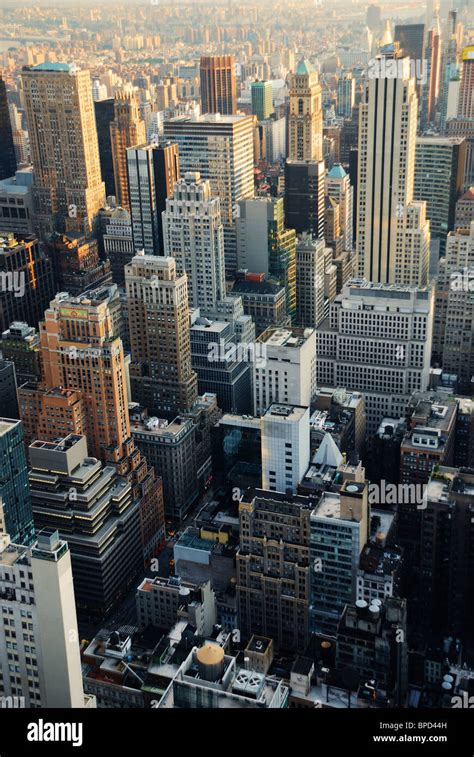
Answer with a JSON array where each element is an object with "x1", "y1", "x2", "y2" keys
[
  {"x1": 236, "y1": 197, "x2": 296, "y2": 319},
  {"x1": 236, "y1": 488, "x2": 312, "y2": 652},
  {"x1": 261, "y1": 404, "x2": 310, "y2": 495},
  {"x1": 310, "y1": 481, "x2": 369, "y2": 635},
  {"x1": 251, "y1": 81, "x2": 273, "y2": 122},
  {"x1": 28, "y1": 434, "x2": 143, "y2": 619},
  {"x1": 164, "y1": 114, "x2": 254, "y2": 275},
  {"x1": 153, "y1": 141, "x2": 180, "y2": 254},
  {"x1": 316, "y1": 281, "x2": 434, "y2": 434},
  {"x1": 0, "y1": 505, "x2": 92, "y2": 708},
  {"x1": 103, "y1": 206, "x2": 134, "y2": 286},
  {"x1": 296, "y1": 234, "x2": 336, "y2": 328},
  {"x1": 420, "y1": 12, "x2": 442, "y2": 129},
  {"x1": 457, "y1": 45, "x2": 474, "y2": 120},
  {"x1": 200, "y1": 55, "x2": 237, "y2": 115},
  {"x1": 414, "y1": 137, "x2": 466, "y2": 254},
  {"x1": 94, "y1": 97, "x2": 116, "y2": 198},
  {"x1": 110, "y1": 91, "x2": 146, "y2": 209},
  {"x1": 0, "y1": 167, "x2": 34, "y2": 235},
  {"x1": 253, "y1": 326, "x2": 316, "y2": 416},
  {"x1": 46, "y1": 232, "x2": 112, "y2": 296},
  {"x1": 394, "y1": 23, "x2": 425, "y2": 63},
  {"x1": 439, "y1": 222, "x2": 474, "y2": 393},
  {"x1": 413, "y1": 466, "x2": 474, "y2": 643},
  {"x1": 36, "y1": 288, "x2": 130, "y2": 461},
  {"x1": 337, "y1": 71, "x2": 355, "y2": 119},
  {"x1": 0, "y1": 233, "x2": 55, "y2": 333},
  {"x1": 162, "y1": 172, "x2": 225, "y2": 313},
  {"x1": 326, "y1": 163, "x2": 354, "y2": 251},
  {"x1": 190, "y1": 315, "x2": 252, "y2": 415},
  {"x1": 284, "y1": 160, "x2": 325, "y2": 238},
  {"x1": 357, "y1": 44, "x2": 430, "y2": 286},
  {"x1": 127, "y1": 144, "x2": 161, "y2": 256},
  {"x1": 454, "y1": 186, "x2": 474, "y2": 229},
  {"x1": 126, "y1": 253, "x2": 198, "y2": 417},
  {"x1": 0, "y1": 359, "x2": 19, "y2": 419},
  {"x1": 22, "y1": 63, "x2": 105, "y2": 237},
  {"x1": 0, "y1": 73, "x2": 17, "y2": 181},
  {"x1": 394, "y1": 23, "x2": 426, "y2": 100},
  {"x1": 336, "y1": 598, "x2": 408, "y2": 705},
  {"x1": 0, "y1": 418, "x2": 34, "y2": 545},
  {"x1": 288, "y1": 59, "x2": 323, "y2": 163},
  {"x1": 1, "y1": 321, "x2": 42, "y2": 386},
  {"x1": 284, "y1": 59, "x2": 325, "y2": 238}
]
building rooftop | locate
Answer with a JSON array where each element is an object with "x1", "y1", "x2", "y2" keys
[
  {"x1": 295, "y1": 58, "x2": 315, "y2": 75},
  {"x1": 0, "y1": 418, "x2": 20, "y2": 437}
]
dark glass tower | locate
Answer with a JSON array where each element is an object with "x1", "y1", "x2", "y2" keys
[
  {"x1": 0, "y1": 418, "x2": 34, "y2": 545},
  {"x1": 94, "y1": 98, "x2": 116, "y2": 198},
  {"x1": 0, "y1": 73, "x2": 17, "y2": 180}
]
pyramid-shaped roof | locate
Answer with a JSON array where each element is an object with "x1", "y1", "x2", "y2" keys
[
  {"x1": 296, "y1": 58, "x2": 315, "y2": 75},
  {"x1": 313, "y1": 433, "x2": 343, "y2": 468},
  {"x1": 328, "y1": 163, "x2": 347, "y2": 179}
]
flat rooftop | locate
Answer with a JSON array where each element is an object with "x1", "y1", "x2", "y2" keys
[
  {"x1": 0, "y1": 418, "x2": 20, "y2": 437},
  {"x1": 311, "y1": 491, "x2": 341, "y2": 520}
]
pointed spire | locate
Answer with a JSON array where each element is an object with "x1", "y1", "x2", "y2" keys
[
  {"x1": 380, "y1": 19, "x2": 394, "y2": 47},
  {"x1": 313, "y1": 433, "x2": 343, "y2": 468}
]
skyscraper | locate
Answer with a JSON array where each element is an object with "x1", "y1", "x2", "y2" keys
[
  {"x1": 458, "y1": 46, "x2": 474, "y2": 120},
  {"x1": 110, "y1": 91, "x2": 146, "y2": 209},
  {"x1": 421, "y1": 13, "x2": 442, "y2": 129},
  {"x1": 21, "y1": 63, "x2": 105, "y2": 237},
  {"x1": 261, "y1": 404, "x2": 310, "y2": 495},
  {"x1": 287, "y1": 59, "x2": 323, "y2": 162},
  {"x1": 357, "y1": 44, "x2": 430, "y2": 286},
  {"x1": 0, "y1": 232, "x2": 55, "y2": 333},
  {"x1": 251, "y1": 81, "x2": 273, "y2": 122},
  {"x1": 253, "y1": 326, "x2": 316, "y2": 416},
  {"x1": 103, "y1": 206, "x2": 134, "y2": 286},
  {"x1": 236, "y1": 197, "x2": 296, "y2": 319},
  {"x1": 0, "y1": 418, "x2": 34, "y2": 545},
  {"x1": 19, "y1": 284, "x2": 165, "y2": 560},
  {"x1": 439, "y1": 222, "x2": 474, "y2": 393},
  {"x1": 236, "y1": 488, "x2": 312, "y2": 652},
  {"x1": 200, "y1": 55, "x2": 237, "y2": 115},
  {"x1": 153, "y1": 141, "x2": 180, "y2": 254},
  {"x1": 0, "y1": 73, "x2": 17, "y2": 180},
  {"x1": 414, "y1": 136, "x2": 466, "y2": 253},
  {"x1": 325, "y1": 163, "x2": 354, "y2": 251},
  {"x1": 162, "y1": 172, "x2": 225, "y2": 313},
  {"x1": 28, "y1": 434, "x2": 143, "y2": 619},
  {"x1": 125, "y1": 253, "x2": 198, "y2": 417},
  {"x1": 317, "y1": 281, "x2": 434, "y2": 434},
  {"x1": 336, "y1": 71, "x2": 355, "y2": 119},
  {"x1": 164, "y1": 114, "x2": 254, "y2": 275},
  {"x1": 310, "y1": 481, "x2": 369, "y2": 635},
  {"x1": 284, "y1": 160, "x2": 325, "y2": 238},
  {"x1": 0, "y1": 505, "x2": 91, "y2": 708},
  {"x1": 94, "y1": 97, "x2": 115, "y2": 198},
  {"x1": 295, "y1": 235, "x2": 335, "y2": 328},
  {"x1": 127, "y1": 144, "x2": 160, "y2": 255}
]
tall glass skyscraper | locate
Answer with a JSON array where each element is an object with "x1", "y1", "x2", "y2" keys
[{"x1": 0, "y1": 418, "x2": 34, "y2": 545}]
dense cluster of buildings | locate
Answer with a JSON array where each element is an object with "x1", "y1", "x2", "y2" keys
[{"x1": 0, "y1": 0, "x2": 473, "y2": 712}]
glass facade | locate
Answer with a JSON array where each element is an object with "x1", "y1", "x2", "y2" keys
[{"x1": 0, "y1": 419, "x2": 35, "y2": 545}]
